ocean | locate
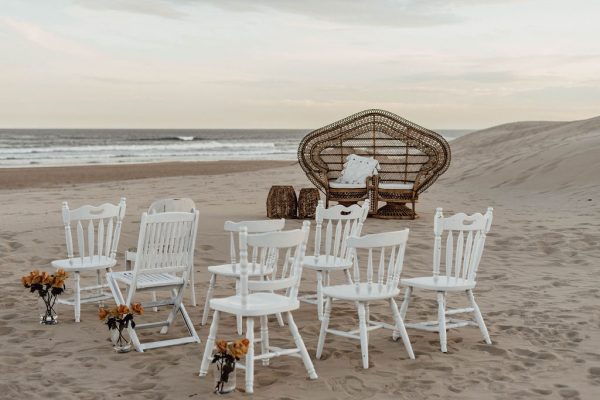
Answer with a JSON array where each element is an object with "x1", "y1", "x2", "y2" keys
[{"x1": 0, "y1": 129, "x2": 471, "y2": 167}]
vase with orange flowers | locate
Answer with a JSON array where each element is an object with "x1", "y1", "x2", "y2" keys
[
  {"x1": 21, "y1": 269, "x2": 69, "y2": 325},
  {"x1": 211, "y1": 338, "x2": 250, "y2": 394},
  {"x1": 98, "y1": 303, "x2": 144, "y2": 353}
]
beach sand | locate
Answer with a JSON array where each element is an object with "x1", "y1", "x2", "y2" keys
[{"x1": 1, "y1": 117, "x2": 599, "y2": 399}]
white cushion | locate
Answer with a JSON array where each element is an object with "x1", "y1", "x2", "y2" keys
[
  {"x1": 329, "y1": 180, "x2": 366, "y2": 189},
  {"x1": 379, "y1": 182, "x2": 414, "y2": 190},
  {"x1": 335, "y1": 154, "x2": 379, "y2": 185}
]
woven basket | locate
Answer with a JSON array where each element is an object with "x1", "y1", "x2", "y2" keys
[{"x1": 267, "y1": 186, "x2": 297, "y2": 219}]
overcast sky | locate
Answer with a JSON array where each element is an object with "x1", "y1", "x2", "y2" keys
[{"x1": 1, "y1": 0, "x2": 599, "y2": 129}]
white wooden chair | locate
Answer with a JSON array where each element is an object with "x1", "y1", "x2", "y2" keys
[
  {"x1": 125, "y1": 198, "x2": 197, "y2": 307},
  {"x1": 201, "y1": 219, "x2": 286, "y2": 335},
  {"x1": 399, "y1": 207, "x2": 494, "y2": 353},
  {"x1": 316, "y1": 229, "x2": 415, "y2": 369},
  {"x1": 200, "y1": 221, "x2": 317, "y2": 394},
  {"x1": 51, "y1": 198, "x2": 126, "y2": 322},
  {"x1": 106, "y1": 209, "x2": 200, "y2": 352},
  {"x1": 299, "y1": 200, "x2": 369, "y2": 320}
]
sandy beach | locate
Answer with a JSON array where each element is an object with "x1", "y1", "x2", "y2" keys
[{"x1": 1, "y1": 118, "x2": 599, "y2": 400}]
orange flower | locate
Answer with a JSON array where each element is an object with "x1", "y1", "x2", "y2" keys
[
  {"x1": 215, "y1": 339, "x2": 228, "y2": 353},
  {"x1": 117, "y1": 304, "x2": 130, "y2": 315},
  {"x1": 131, "y1": 303, "x2": 144, "y2": 315},
  {"x1": 54, "y1": 268, "x2": 69, "y2": 280},
  {"x1": 41, "y1": 272, "x2": 53, "y2": 285},
  {"x1": 52, "y1": 278, "x2": 65, "y2": 289},
  {"x1": 98, "y1": 308, "x2": 109, "y2": 320},
  {"x1": 241, "y1": 338, "x2": 250, "y2": 347},
  {"x1": 109, "y1": 307, "x2": 120, "y2": 317},
  {"x1": 21, "y1": 275, "x2": 32, "y2": 286},
  {"x1": 31, "y1": 274, "x2": 42, "y2": 285}
]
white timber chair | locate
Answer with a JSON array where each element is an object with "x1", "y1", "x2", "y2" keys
[
  {"x1": 51, "y1": 198, "x2": 126, "y2": 322},
  {"x1": 399, "y1": 207, "x2": 494, "y2": 353},
  {"x1": 201, "y1": 219, "x2": 286, "y2": 335},
  {"x1": 316, "y1": 229, "x2": 415, "y2": 369},
  {"x1": 299, "y1": 199, "x2": 369, "y2": 320},
  {"x1": 200, "y1": 221, "x2": 317, "y2": 394},
  {"x1": 106, "y1": 209, "x2": 200, "y2": 352},
  {"x1": 125, "y1": 198, "x2": 197, "y2": 307}
]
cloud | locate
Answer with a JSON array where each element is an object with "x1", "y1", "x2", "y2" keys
[
  {"x1": 200, "y1": 0, "x2": 461, "y2": 27},
  {"x1": 0, "y1": 17, "x2": 98, "y2": 57},
  {"x1": 73, "y1": 0, "x2": 187, "y2": 19}
]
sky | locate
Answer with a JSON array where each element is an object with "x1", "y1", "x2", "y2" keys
[{"x1": 1, "y1": 0, "x2": 599, "y2": 129}]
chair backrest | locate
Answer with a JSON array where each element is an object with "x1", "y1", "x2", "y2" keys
[
  {"x1": 131, "y1": 210, "x2": 200, "y2": 282},
  {"x1": 62, "y1": 198, "x2": 126, "y2": 264},
  {"x1": 347, "y1": 229, "x2": 410, "y2": 293},
  {"x1": 238, "y1": 221, "x2": 310, "y2": 306},
  {"x1": 432, "y1": 207, "x2": 493, "y2": 281},
  {"x1": 148, "y1": 198, "x2": 196, "y2": 214},
  {"x1": 223, "y1": 219, "x2": 285, "y2": 265},
  {"x1": 314, "y1": 199, "x2": 369, "y2": 262},
  {"x1": 298, "y1": 109, "x2": 451, "y2": 195}
]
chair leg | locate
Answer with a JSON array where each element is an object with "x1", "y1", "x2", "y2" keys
[
  {"x1": 245, "y1": 317, "x2": 255, "y2": 394},
  {"x1": 316, "y1": 271, "x2": 324, "y2": 320},
  {"x1": 411, "y1": 200, "x2": 416, "y2": 219},
  {"x1": 275, "y1": 312, "x2": 285, "y2": 327},
  {"x1": 74, "y1": 272, "x2": 81, "y2": 323},
  {"x1": 399, "y1": 286, "x2": 412, "y2": 320},
  {"x1": 200, "y1": 310, "x2": 220, "y2": 376},
  {"x1": 96, "y1": 269, "x2": 102, "y2": 301},
  {"x1": 260, "y1": 315, "x2": 270, "y2": 366},
  {"x1": 316, "y1": 296, "x2": 332, "y2": 359},
  {"x1": 189, "y1": 265, "x2": 197, "y2": 307},
  {"x1": 236, "y1": 278, "x2": 243, "y2": 335},
  {"x1": 389, "y1": 298, "x2": 415, "y2": 359},
  {"x1": 287, "y1": 312, "x2": 317, "y2": 379},
  {"x1": 344, "y1": 268, "x2": 353, "y2": 284},
  {"x1": 437, "y1": 291, "x2": 447, "y2": 353},
  {"x1": 357, "y1": 302, "x2": 369, "y2": 369},
  {"x1": 160, "y1": 288, "x2": 182, "y2": 335},
  {"x1": 151, "y1": 291, "x2": 158, "y2": 312},
  {"x1": 201, "y1": 274, "x2": 216, "y2": 326},
  {"x1": 468, "y1": 289, "x2": 491, "y2": 344}
]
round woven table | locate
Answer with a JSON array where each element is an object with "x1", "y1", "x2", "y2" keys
[
  {"x1": 298, "y1": 188, "x2": 320, "y2": 219},
  {"x1": 266, "y1": 185, "x2": 297, "y2": 219}
]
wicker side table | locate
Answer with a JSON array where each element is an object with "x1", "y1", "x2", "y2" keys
[
  {"x1": 298, "y1": 188, "x2": 320, "y2": 219},
  {"x1": 267, "y1": 185, "x2": 297, "y2": 218}
]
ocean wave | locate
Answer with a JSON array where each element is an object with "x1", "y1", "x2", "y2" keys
[{"x1": 0, "y1": 141, "x2": 279, "y2": 155}]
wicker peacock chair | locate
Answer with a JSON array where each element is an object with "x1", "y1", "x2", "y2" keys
[{"x1": 298, "y1": 109, "x2": 451, "y2": 219}]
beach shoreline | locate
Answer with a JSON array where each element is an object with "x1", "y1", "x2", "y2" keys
[{"x1": 2, "y1": 160, "x2": 294, "y2": 190}]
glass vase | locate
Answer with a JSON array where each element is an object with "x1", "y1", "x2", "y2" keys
[
  {"x1": 110, "y1": 328, "x2": 132, "y2": 353},
  {"x1": 38, "y1": 296, "x2": 58, "y2": 325},
  {"x1": 213, "y1": 362, "x2": 237, "y2": 394}
]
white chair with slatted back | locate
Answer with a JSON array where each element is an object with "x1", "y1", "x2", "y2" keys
[
  {"x1": 51, "y1": 198, "x2": 126, "y2": 322},
  {"x1": 125, "y1": 198, "x2": 197, "y2": 307},
  {"x1": 200, "y1": 221, "x2": 317, "y2": 394},
  {"x1": 399, "y1": 207, "x2": 494, "y2": 353},
  {"x1": 300, "y1": 199, "x2": 369, "y2": 320},
  {"x1": 316, "y1": 229, "x2": 415, "y2": 369},
  {"x1": 201, "y1": 219, "x2": 286, "y2": 334},
  {"x1": 106, "y1": 209, "x2": 200, "y2": 352}
]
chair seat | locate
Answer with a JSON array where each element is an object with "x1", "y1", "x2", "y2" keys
[
  {"x1": 400, "y1": 276, "x2": 476, "y2": 291},
  {"x1": 322, "y1": 283, "x2": 400, "y2": 301},
  {"x1": 302, "y1": 255, "x2": 352, "y2": 271},
  {"x1": 208, "y1": 263, "x2": 274, "y2": 278},
  {"x1": 51, "y1": 256, "x2": 116, "y2": 271},
  {"x1": 379, "y1": 182, "x2": 414, "y2": 190},
  {"x1": 111, "y1": 271, "x2": 184, "y2": 289},
  {"x1": 328, "y1": 180, "x2": 367, "y2": 189},
  {"x1": 210, "y1": 292, "x2": 299, "y2": 316}
]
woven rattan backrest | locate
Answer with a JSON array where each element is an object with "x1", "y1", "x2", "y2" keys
[{"x1": 298, "y1": 109, "x2": 450, "y2": 195}]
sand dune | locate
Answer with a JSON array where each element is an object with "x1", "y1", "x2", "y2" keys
[{"x1": 0, "y1": 118, "x2": 599, "y2": 399}]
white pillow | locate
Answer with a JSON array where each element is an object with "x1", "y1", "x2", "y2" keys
[{"x1": 336, "y1": 154, "x2": 379, "y2": 185}]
